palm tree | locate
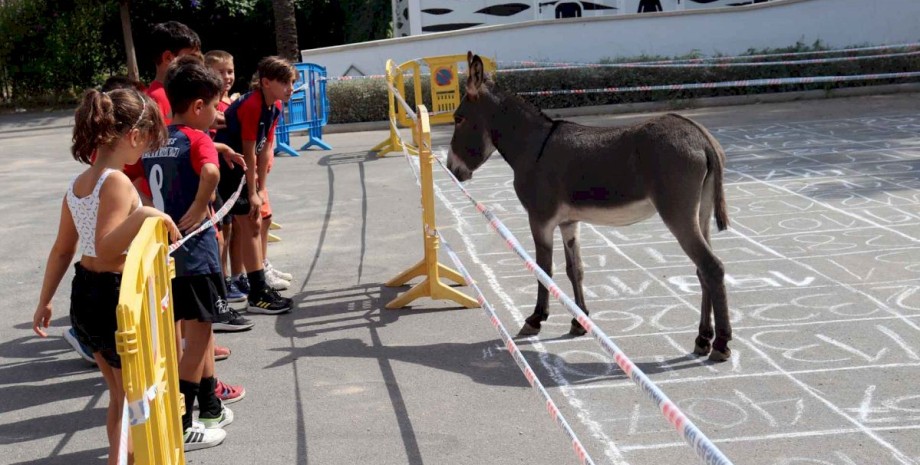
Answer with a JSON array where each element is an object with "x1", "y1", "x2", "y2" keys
[
  {"x1": 272, "y1": 0, "x2": 299, "y2": 62},
  {"x1": 119, "y1": 0, "x2": 139, "y2": 80}
]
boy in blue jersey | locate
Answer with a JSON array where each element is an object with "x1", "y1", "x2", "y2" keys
[
  {"x1": 215, "y1": 56, "x2": 296, "y2": 314},
  {"x1": 143, "y1": 56, "x2": 233, "y2": 451}
]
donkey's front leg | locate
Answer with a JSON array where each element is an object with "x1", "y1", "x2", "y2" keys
[
  {"x1": 518, "y1": 218, "x2": 556, "y2": 337},
  {"x1": 560, "y1": 222, "x2": 588, "y2": 336}
]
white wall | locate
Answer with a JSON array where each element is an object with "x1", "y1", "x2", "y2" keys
[{"x1": 303, "y1": 0, "x2": 920, "y2": 78}]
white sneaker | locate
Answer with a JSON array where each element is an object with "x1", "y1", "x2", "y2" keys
[
  {"x1": 265, "y1": 271, "x2": 290, "y2": 291},
  {"x1": 184, "y1": 421, "x2": 226, "y2": 451},
  {"x1": 198, "y1": 404, "x2": 234, "y2": 429},
  {"x1": 264, "y1": 260, "x2": 293, "y2": 282}
]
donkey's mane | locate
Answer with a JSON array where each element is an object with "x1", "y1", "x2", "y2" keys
[{"x1": 488, "y1": 80, "x2": 553, "y2": 124}]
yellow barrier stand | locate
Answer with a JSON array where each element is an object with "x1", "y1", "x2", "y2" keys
[
  {"x1": 116, "y1": 218, "x2": 185, "y2": 465},
  {"x1": 373, "y1": 54, "x2": 496, "y2": 157},
  {"x1": 371, "y1": 60, "x2": 414, "y2": 156},
  {"x1": 386, "y1": 105, "x2": 479, "y2": 310}
]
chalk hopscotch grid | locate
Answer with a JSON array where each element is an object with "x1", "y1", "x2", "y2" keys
[{"x1": 431, "y1": 112, "x2": 920, "y2": 464}]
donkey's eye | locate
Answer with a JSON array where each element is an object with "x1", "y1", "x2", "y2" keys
[{"x1": 454, "y1": 115, "x2": 465, "y2": 126}]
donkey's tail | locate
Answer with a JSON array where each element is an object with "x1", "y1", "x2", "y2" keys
[
  {"x1": 708, "y1": 136, "x2": 730, "y2": 232},
  {"x1": 672, "y1": 114, "x2": 730, "y2": 231}
]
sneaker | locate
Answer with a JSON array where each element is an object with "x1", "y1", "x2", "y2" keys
[
  {"x1": 266, "y1": 271, "x2": 290, "y2": 291},
  {"x1": 215, "y1": 378, "x2": 246, "y2": 404},
  {"x1": 233, "y1": 274, "x2": 250, "y2": 295},
  {"x1": 247, "y1": 287, "x2": 293, "y2": 315},
  {"x1": 64, "y1": 328, "x2": 97, "y2": 365},
  {"x1": 225, "y1": 277, "x2": 247, "y2": 303},
  {"x1": 214, "y1": 344, "x2": 231, "y2": 361},
  {"x1": 265, "y1": 260, "x2": 293, "y2": 281},
  {"x1": 198, "y1": 404, "x2": 234, "y2": 429},
  {"x1": 213, "y1": 309, "x2": 255, "y2": 332},
  {"x1": 184, "y1": 421, "x2": 226, "y2": 451}
]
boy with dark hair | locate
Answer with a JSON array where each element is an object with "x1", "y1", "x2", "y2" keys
[
  {"x1": 147, "y1": 21, "x2": 202, "y2": 122},
  {"x1": 216, "y1": 56, "x2": 297, "y2": 315},
  {"x1": 143, "y1": 56, "x2": 232, "y2": 451}
]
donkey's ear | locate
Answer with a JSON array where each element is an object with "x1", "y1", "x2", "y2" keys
[
  {"x1": 467, "y1": 51, "x2": 473, "y2": 66},
  {"x1": 466, "y1": 54, "x2": 485, "y2": 99}
]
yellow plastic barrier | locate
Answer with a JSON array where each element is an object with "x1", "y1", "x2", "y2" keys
[
  {"x1": 385, "y1": 105, "x2": 479, "y2": 310},
  {"x1": 116, "y1": 218, "x2": 185, "y2": 465},
  {"x1": 373, "y1": 54, "x2": 496, "y2": 157}
]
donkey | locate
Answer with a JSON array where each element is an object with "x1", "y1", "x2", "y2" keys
[{"x1": 447, "y1": 53, "x2": 733, "y2": 361}]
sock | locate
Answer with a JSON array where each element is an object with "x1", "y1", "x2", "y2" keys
[
  {"x1": 197, "y1": 376, "x2": 222, "y2": 418},
  {"x1": 179, "y1": 379, "x2": 200, "y2": 431},
  {"x1": 247, "y1": 270, "x2": 267, "y2": 295}
]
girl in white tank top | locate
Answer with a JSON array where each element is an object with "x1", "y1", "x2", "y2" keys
[{"x1": 31, "y1": 87, "x2": 178, "y2": 465}]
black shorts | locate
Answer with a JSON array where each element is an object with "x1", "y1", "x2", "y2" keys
[
  {"x1": 70, "y1": 263, "x2": 122, "y2": 369},
  {"x1": 212, "y1": 193, "x2": 233, "y2": 226},
  {"x1": 172, "y1": 273, "x2": 234, "y2": 323}
]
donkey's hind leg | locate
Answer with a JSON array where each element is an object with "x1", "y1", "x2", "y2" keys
[
  {"x1": 658, "y1": 205, "x2": 732, "y2": 361},
  {"x1": 560, "y1": 221, "x2": 588, "y2": 336},
  {"x1": 693, "y1": 189, "x2": 716, "y2": 356}
]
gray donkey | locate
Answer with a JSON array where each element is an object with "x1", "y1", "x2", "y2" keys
[{"x1": 447, "y1": 53, "x2": 733, "y2": 361}]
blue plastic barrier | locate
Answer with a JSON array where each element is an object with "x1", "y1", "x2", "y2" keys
[{"x1": 275, "y1": 62, "x2": 332, "y2": 156}]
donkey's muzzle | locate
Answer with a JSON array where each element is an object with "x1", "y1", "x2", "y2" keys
[{"x1": 446, "y1": 150, "x2": 473, "y2": 182}]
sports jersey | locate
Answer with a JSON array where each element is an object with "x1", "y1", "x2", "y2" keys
[
  {"x1": 214, "y1": 89, "x2": 281, "y2": 190},
  {"x1": 142, "y1": 124, "x2": 220, "y2": 277}
]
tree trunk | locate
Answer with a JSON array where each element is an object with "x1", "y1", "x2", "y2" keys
[
  {"x1": 119, "y1": 0, "x2": 139, "y2": 81},
  {"x1": 272, "y1": 0, "x2": 300, "y2": 62}
]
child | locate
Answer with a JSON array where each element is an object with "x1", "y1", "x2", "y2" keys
[
  {"x1": 215, "y1": 56, "x2": 296, "y2": 315},
  {"x1": 63, "y1": 75, "x2": 156, "y2": 367},
  {"x1": 33, "y1": 88, "x2": 181, "y2": 464},
  {"x1": 204, "y1": 50, "x2": 246, "y2": 304},
  {"x1": 143, "y1": 56, "x2": 235, "y2": 450}
]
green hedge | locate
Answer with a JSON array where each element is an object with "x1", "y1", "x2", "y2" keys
[{"x1": 326, "y1": 41, "x2": 920, "y2": 124}]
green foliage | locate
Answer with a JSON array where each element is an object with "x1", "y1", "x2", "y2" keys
[
  {"x1": 326, "y1": 44, "x2": 920, "y2": 123},
  {"x1": 0, "y1": 0, "x2": 393, "y2": 108}
]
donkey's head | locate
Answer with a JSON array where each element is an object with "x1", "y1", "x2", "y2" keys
[{"x1": 448, "y1": 52, "x2": 497, "y2": 182}]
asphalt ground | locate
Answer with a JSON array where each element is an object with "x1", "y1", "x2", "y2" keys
[{"x1": 1, "y1": 93, "x2": 919, "y2": 465}]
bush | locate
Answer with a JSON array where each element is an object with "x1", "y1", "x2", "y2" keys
[{"x1": 326, "y1": 41, "x2": 920, "y2": 124}]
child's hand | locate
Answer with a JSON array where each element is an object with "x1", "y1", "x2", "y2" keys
[
  {"x1": 178, "y1": 203, "x2": 209, "y2": 233},
  {"x1": 161, "y1": 215, "x2": 183, "y2": 243},
  {"x1": 248, "y1": 192, "x2": 263, "y2": 221},
  {"x1": 32, "y1": 303, "x2": 52, "y2": 338},
  {"x1": 221, "y1": 149, "x2": 247, "y2": 171},
  {"x1": 212, "y1": 111, "x2": 227, "y2": 130}
]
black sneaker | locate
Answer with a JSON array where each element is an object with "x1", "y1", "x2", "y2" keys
[
  {"x1": 213, "y1": 309, "x2": 255, "y2": 332},
  {"x1": 247, "y1": 287, "x2": 293, "y2": 315}
]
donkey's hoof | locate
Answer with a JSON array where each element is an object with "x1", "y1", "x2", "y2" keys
[
  {"x1": 708, "y1": 347, "x2": 732, "y2": 362},
  {"x1": 517, "y1": 322, "x2": 542, "y2": 337},
  {"x1": 568, "y1": 322, "x2": 588, "y2": 337},
  {"x1": 693, "y1": 342, "x2": 712, "y2": 357},
  {"x1": 693, "y1": 336, "x2": 712, "y2": 356}
]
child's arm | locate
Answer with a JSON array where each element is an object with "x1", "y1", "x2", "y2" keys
[
  {"x1": 241, "y1": 140, "x2": 263, "y2": 220},
  {"x1": 256, "y1": 138, "x2": 273, "y2": 193},
  {"x1": 178, "y1": 163, "x2": 220, "y2": 232},
  {"x1": 33, "y1": 197, "x2": 78, "y2": 337},
  {"x1": 214, "y1": 142, "x2": 247, "y2": 170},
  {"x1": 96, "y1": 172, "x2": 181, "y2": 260}
]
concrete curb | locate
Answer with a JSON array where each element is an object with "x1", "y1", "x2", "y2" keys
[{"x1": 323, "y1": 82, "x2": 920, "y2": 134}]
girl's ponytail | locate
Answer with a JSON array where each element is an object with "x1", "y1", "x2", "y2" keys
[{"x1": 72, "y1": 90, "x2": 117, "y2": 164}]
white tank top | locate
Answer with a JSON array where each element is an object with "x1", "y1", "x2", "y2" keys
[{"x1": 66, "y1": 168, "x2": 140, "y2": 257}]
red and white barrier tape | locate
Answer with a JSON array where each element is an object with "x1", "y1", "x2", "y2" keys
[
  {"x1": 168, "y1": 176, "x2": 245, "y2": 254},
  {"x1": 498, "y1": 42, "x2": 920, "y2": 68},
  {"x1": 496, "y1": 50, "x2": 920, "y2": 72},
  {"x1": 432, "y1": 151, "x2": 734, "y2": 465},
  {"x1": 390, "y1": 110, "x2": 597, "y2": 464},
  {"x1": 517, "y1": 71, "x2": 920, "y2": 96}
]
